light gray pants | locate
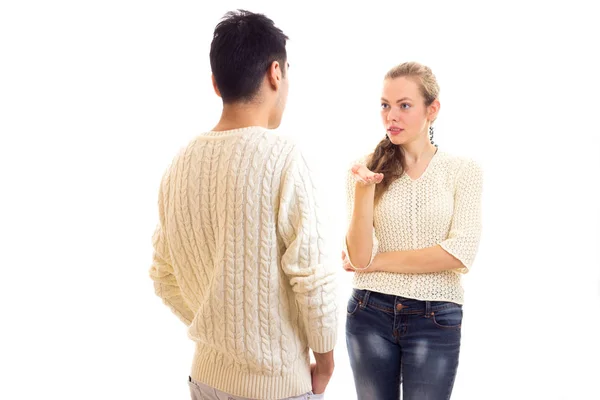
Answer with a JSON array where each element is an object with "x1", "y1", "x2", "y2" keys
[{"x1": 188, "y1": 377, "x2": 324, "y2": 400}]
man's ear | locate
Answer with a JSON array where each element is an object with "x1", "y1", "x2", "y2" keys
[
  {"x1": 267, "y1": 61, "x2": 282, "y2": 91},
  {"x1": 211, "y1": 75, "x2": 221, "y2": 97}
]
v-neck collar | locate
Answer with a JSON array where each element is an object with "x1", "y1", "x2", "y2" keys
[{"x1": 403, "y1": 148, "x2": 441, "y2": 182}]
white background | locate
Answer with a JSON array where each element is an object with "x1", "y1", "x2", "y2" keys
[{"x1": 1, "y1": 1, "x2": 599, "y2": 399}]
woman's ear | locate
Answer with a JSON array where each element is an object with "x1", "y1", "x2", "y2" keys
[{"x1": 428, "y1": 99, "x2": 441, "y2": 122}]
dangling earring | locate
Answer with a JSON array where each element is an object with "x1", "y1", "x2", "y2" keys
[{"x1": 429, "y1": 125, "x2": 437, "y2": 147}]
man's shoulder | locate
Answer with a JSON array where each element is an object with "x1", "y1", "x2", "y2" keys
[
  {"x1": 265, "y1": 129, "x2": 300, "y2": 150},
  {"x1": 268, "y1": 130, "x2": 311, "y2": 165},
  {"x1": 188, "y1": 127, "x2": 299, "y2": 159}
]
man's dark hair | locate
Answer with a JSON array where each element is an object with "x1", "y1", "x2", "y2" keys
[{"x1": 210, "y1": 10, "x2": 288, "y2": 104}]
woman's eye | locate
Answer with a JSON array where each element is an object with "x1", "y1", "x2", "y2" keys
[
  {"x1": 381, "y1": 103, "x2": 389, "y2": 109},
  {"x1": 401, "y1": 103, "x2": 411, "y2": 109}
]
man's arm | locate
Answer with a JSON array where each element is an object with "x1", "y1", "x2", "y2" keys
[
  {"x1": 148, "y1": 172, "x2": 194, "y2": 326},
  {"x1": 277, "y1": 148, "x2": 337, "y2": 389}
]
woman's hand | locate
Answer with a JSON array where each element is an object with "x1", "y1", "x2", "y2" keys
[
  {"x1": 342, "y1": 251, "x2": 353, "y2": 272},
  {"x1": 342, "y1": 251, "x2": 378, "y2": 272},
  {"x1": 351, "y1": 164, "x2": 383, "y2": 186}
]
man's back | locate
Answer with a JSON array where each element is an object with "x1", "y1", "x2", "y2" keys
[{"x1": 150, "y1": 126, "x2": 337, "y2": 399}]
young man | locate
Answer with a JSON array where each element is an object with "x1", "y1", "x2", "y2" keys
[{"x1": 149, "y1": 10, "x2": 337, "y2": 400}]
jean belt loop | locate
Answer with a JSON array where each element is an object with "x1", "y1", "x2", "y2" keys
[
  {"x1": 425, "y1": 300, "x2": 432, "y2": 317},
  {"x1": 360, "y1": 290, "x2": 371, "y2": 309}
]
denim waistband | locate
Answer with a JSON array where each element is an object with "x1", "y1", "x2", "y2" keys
[{"x1": 351, "y1": 288, "x2": 461, "y2": 315}]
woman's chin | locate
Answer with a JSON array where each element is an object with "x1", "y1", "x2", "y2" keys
[{"x1": 388, "y1": 135, "x2": 405, "y2": 145}]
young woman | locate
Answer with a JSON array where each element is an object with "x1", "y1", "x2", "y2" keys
[{"x1": 343, "y1": 61, "x2": 483, "y2": 400}]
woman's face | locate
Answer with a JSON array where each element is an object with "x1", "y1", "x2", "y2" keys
[{"x1": 380, "y1": 76, "x2": 438, "y2": 146}]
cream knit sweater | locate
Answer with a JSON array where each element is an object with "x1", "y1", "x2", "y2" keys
[
  {"x1": 346, "y1": 150, "x2": 483, "y2": 304},
  {"x1": 149, "y1": 126, "x2": 338, "y2": 400}
]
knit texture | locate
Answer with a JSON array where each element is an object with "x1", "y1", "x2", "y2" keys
[
  {"x1": 345, "y1": 150, "x2": 482, "y2": 304},
  {"x1": 149, "y1": 126, "x2": 338, "y2": 400}
]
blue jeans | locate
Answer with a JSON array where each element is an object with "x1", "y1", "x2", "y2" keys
[{"x1": 346, "y1": 289, "x2": 462, "y2": 400}]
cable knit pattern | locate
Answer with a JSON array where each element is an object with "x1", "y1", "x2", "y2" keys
[
  {"x1": 345, "y1": 150, "x2": 482, "y2": 304},
  {"x1": 149, "y1": 126, "x2": 338, "y2": 400}
]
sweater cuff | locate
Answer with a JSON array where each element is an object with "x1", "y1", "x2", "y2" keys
[
  {"x1": 309, "y1": 332, "x2": 338, "y2": 354},
  {"x1": 343, "y1": 232, "x2": 379, "y2": 269},
  {"x1": 439, "y1": 241, "x2": 470, "y2": 274}
]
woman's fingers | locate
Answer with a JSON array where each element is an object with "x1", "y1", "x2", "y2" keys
[
  {"x1": 351, "y1": 164, "x2": 384, "y2": 185},
  {"x1": 341, "y1": 252, "x2": 354, "y2": 272}
]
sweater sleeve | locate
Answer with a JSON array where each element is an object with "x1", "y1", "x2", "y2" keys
[
  {"x1": 439, "y1": 158, "x2": 483, "y2": 273},
  {"x1": 149, "y1": 172, "x2": 194, "y2": 326},
  {"x1": 277, "y1": 148, "x2": 338, "y2": 353},
  {"x1": 343, "y1": 158, "x2": 379, "y2": 267}
]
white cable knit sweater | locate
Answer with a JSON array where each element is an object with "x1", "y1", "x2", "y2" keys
[
  {"x1": 149, "y1": 126, "x2": 338, "y2": 400},
  {"x1": 345, "y1": 150, "x2": 483, "y2": 304}
]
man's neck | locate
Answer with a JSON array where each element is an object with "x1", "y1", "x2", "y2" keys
[{"x1": 212, "y1": 103, "x2": 270, "y2": 131}]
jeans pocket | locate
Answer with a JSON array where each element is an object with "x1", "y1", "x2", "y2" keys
[
  {"x1": 431, "y1": 305, "x2": 463, "y2": 329},
  {"x1": 346, "y1": 296, "x2": 360, "y2": 316}
]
